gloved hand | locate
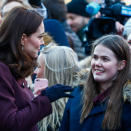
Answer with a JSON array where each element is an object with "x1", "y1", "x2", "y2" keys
[{"x1": 41, "y1": 84, "x2": 74, "y2": 102}]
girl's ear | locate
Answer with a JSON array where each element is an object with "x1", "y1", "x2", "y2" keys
[
  {"x1": 118, "y1": 60, "x2": 126, "y2": 70},
  {"x1": 21, "y1": 34, "x2": 26, "y2": 46}
]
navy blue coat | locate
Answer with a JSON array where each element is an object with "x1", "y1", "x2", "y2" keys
[{"x1": 59, "y1": 87, "x2": 131, "y2": 131}]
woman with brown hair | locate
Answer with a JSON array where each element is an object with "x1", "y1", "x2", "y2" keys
[
  {"x1": 59, "y1": 34, "x2": 131, "y2": 131},
  {"x1": 0, "y1": 7, "x2": 73, "y2": 131}
]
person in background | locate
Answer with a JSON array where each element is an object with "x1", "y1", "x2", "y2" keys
[
  {"x1": 0, "y1": 0, "x2": 48, "y2": 21},
  {"x1": 34, "y1": 43, "x2": 82, "y2": 88},
  {"x1": 34, "y1": 41, "x2": 89, "y2": 131},
  {"x1": 0, "y1": 7, "x2": 74, "y2": 131},
  {"x1": 67, "y1": 0, "x2": 124, "y2": 41},
  {"x1": 0, "y1": 0, "x2": 31, "y2": 17},
  {"x1": 42, "y1": 0, "x2": 86, "y2": 60},
  {"x1": 0, "y1": 13, "x2": 1, "y2": 24},
  {"x1": 0, "y1": 1, "x2": 2, "y2": 24},
  {"x1": 123, "y1": 19, "x2": 131, "y2": 80},
  {"x1": 66, "y1": 0, "x2": 124, "y2": 56},
  {"x1": 28, "y1": 0, "x2": 51, "y2": 20},
  {"x1": 43, "y1": 19, "x2": 70, "y2": 47},
  {"x1": 127, "y1": 33, "x2": 131, "y2": 54},
  {"x1": 123, "y1": 18, "x2": 131, "y2": 56},
  {"x1": 59, "y1": 34, "x2": 131, "y2": 131},
  {"x1": 123, "y1": 18, "x2": 131, "y2": 41},
  {"x1": 66, "y1": 0, "x2": 101, "y2": 56},
  {"x1": 66, "y1": 0, "x2": 91, "y2": 42}
]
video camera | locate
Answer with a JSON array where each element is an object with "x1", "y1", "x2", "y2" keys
[
  {"x1": 100, "y1": 0, "x2": 131, "y2": 25},
  {"x1": 83, "y1": 0, "x2": 131, "y2": 55}
]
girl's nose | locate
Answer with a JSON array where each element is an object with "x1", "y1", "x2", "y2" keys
[{"x1": 95, "y1": 59, "x2": 102, "y2": 66}]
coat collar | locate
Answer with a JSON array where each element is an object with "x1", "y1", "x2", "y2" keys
[
  {"x1": 88, "y1": 102, "x2": 107, "y2": 117},
  {"x1": 87, "y1": 82, "x2": 131, "y2": 117},
  {"x1": 123, "y1": 81, "x2": 131, "y2": 103}
]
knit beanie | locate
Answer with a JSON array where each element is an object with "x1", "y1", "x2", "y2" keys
[
  {"x1": 67, "y1": 0, "x2": 91, "y2": 17},
  {"x1": 123, "y1": 18, "x2": 131, "y2": 37}
]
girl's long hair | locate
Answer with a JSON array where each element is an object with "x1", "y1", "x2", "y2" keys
[{"x1": 80, "y1": 35, "x2": 130, "y2": 130}]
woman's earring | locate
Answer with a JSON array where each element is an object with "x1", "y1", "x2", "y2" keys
[
  {"x1": 21, "y1": 35, "x2": 25, "y2": 51},
  {"x1": 22, "y1": 44, "x2": 24, "y2": 50}
]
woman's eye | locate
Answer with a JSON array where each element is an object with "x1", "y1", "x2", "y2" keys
[
  {"x1": 38, "y1": 36, "x2": 43, "y2": 39},
  {"x1": 93, "y1": 56, "x2": 98, "y2": 60}
]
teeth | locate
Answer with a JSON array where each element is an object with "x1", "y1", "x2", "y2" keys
[{"x1": 95, "y1": 70, "x2": 103, "y2": 73}]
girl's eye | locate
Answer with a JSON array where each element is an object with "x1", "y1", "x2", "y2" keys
[{"x1": 103, "y1": 58, "x2": 108, "y2": 61}]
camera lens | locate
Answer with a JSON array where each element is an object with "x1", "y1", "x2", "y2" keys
[{"x1": 99, "y1": 22, "x2": 112, "y2": 34}]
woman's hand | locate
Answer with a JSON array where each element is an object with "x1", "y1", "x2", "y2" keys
[
  {"x1": 41, "y1": 84, "x2": 74, "y2": 102},
  {"x1": 34, "y1": 87, "x2": 46, "y2": 97}
]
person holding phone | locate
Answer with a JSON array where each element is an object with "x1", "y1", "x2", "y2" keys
[
  {"x1": 0, "y1": 7, "x2": 74, "y2": 131},
  {"x1": 59, "y1": 34, "x2": 131, "y2": 131},
  {"x1": 33, "y1": 42, "x2": 89, "y2": 131}
]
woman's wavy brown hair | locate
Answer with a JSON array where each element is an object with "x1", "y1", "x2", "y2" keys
[
  {"x1": 80, "y1": 34, "x2": 130, "y2": 130},
  {"x1": 0, "y1": 7, "x2": 43, "y2": 79}
]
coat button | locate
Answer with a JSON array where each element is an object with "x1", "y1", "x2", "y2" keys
[{"x1": 21, "y1": 83, "x2": 25, "y2": 88}]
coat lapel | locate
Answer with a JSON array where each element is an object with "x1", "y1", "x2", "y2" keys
[{"x1": 88, "y1": 102, "x2": 107, "y2": 117}]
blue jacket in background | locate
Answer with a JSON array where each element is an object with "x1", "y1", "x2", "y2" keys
[
  {"x1": 59, "y1": 86, "x2": 131, "y2": 131},
  {"x1": 44, "y1": 19, "x2": 70, "y2": 47}
]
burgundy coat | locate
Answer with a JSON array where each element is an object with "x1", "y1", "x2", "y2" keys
[{"x1": 0, "y1": 62, "x2": 52, "y2": 131}]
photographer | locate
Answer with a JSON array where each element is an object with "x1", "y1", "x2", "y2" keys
[
  {"x1": 66, "y1": 0, "x2": 91, "y2": 43},
  {"x1": 66, "y1": 0, "x2": 124, "y2": 56}
]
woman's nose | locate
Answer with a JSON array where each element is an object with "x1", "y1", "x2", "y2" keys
[{"x1": 40, "y1": 38, "x2": 45, "y2": 46}]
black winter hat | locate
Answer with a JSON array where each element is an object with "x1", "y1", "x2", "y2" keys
[{"x1": 67, "y1": 0, "x2": 91, "y2": 17}]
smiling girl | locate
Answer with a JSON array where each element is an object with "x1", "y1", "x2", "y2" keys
[{"x1": 60, "y1": 34, "x2": 131, "y2": 131}]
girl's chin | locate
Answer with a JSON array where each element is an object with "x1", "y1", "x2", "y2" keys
[{"x1": 94, "y1": 78, "x2": 103, "y2": 83}]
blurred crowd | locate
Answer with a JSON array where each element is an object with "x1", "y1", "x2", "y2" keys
[{"x1": 0, "y1": 0, "x2": 131, "y2": 131}]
